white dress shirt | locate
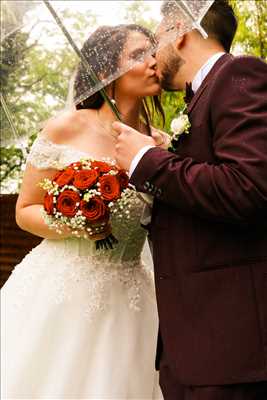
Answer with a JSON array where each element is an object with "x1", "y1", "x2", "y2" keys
[{"x1": 129, "y1": 52, "x2": 225, "y2": 177}]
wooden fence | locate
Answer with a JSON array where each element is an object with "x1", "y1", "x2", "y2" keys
[{"x1": 0, "y1": 194, "x2": 41, "y2": 288}]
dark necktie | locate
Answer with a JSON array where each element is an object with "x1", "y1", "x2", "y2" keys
[{"x1": 184, "y1": 82, "x2": 194, "y2": 105}]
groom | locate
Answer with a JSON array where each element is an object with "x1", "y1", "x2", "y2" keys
[{"x1": 113, "y1": 0, "x2": 267, "y2": 399}]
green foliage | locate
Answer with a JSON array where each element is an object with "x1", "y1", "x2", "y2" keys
[
  {"x1": 152, "y1": 91, "x2": 185, "y2": 133},
  {"x1": 1, "y1": 5, "x2": 97, "y2": 144},
  {"x1": 230, "y1": 0, "x2": 267, "y2": 59},
  {"x1": 1, "y1": 28, "x2": 33, "y2": 141},
  {"x1": 123, "y1": 0, "x2": 157, "y2": 31},
  {"x1": 0, "y1": 146, "x2": 24, "y2": 188},
  {"x1": 0, "y1": 134, "x2": 36, "y2": 194}
]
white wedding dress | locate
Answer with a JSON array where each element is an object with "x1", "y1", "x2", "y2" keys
[{"x1": 1, "y1": 136, "x2": 162, "y2": 399}]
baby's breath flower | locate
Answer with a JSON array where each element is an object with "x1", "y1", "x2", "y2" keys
[{"x1": 38, "y1": 178, "x2": 54, "y2": 191}]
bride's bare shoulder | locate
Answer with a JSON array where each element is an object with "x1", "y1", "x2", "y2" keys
[{"x1": 41, "y1": 109, "x2": 95, "y2": 144}]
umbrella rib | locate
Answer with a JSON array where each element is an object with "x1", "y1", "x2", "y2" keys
[
  {"x1": 174, "y1": 0, "x2": 209, "y2": 39},
  {"x1": 0, "y1": 94, "x2": 19, "y2": 141},
  {"x1": 0, "y1": 93, "x2": 29, "y2": 157}
]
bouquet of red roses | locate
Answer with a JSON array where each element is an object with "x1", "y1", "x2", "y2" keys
[{"x1": 39, "y1": 158, "x2": 129, "y2": 250}]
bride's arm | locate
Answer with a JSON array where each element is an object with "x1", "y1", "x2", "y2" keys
[
  {"x1": 16, "y1": 115, "x2": 76, "y2": 240},
  {"x1": 16, "y1": 163, "x2": 72, "y2": 240}
]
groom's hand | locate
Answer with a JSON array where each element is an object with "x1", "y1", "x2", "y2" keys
[{"x1": 113, "y1": 122, "x2": 155, "y2": 171}]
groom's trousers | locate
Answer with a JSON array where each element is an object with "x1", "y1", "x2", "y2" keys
[{"x1": 159, "y1": 365, "x2": 267, "y2": 400}]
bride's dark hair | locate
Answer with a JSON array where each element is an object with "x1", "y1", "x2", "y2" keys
[{"x1": 74, "y1": 24, "x2": 165, "y2": 131}]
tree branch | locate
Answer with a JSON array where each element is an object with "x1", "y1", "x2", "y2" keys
[
  {"x1": 20, "y1": 74, "x2": 48, "y2": 89},
  {"x1": 255, "y1": 0, "x2": 264, "y2": 59}
]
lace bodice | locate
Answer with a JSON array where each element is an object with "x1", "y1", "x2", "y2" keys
[{"x1": 27, "y1": 135, "x2": 147, "y2": 264}]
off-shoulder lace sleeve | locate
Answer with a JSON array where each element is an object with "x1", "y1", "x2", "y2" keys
[
  {"x1": 26, "y1": 136, "x2": 64, "y2": 170},
  {"x1": 26, "y1": 135, "x2": 90, "y2": 170}
]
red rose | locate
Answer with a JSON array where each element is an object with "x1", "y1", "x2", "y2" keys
[
  {"x1": 56, "y1": 190, "x2": 80, "y2": 217},
  {"x1": 80, "y1": 196, "x2": 109, "y2": 222},
  {"x1": 53, "y1": 170, "x2": 63, "y2": 182},
  {"x1": 73, "y1": 169, "x2": 99, "y2": 190},
  {"x1": 99, "y1": 174, "x2": 121, "y2": 201},
  {"x1": 91, "y1": 160, "x2": 113, "y2": 173},
  {"x1": 44, "y1": 193, "x2": 54, "y2": 215},
  {"x1": 117, "y1": 170, "x2": 129, "y2": 190},
  {"x1": 54, "y1": 168, "x2": 75, "y2": 187}
]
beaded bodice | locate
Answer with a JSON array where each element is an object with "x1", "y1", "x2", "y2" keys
[{"x1": 27, "y1": 136, "x2": 147, "y2": 264}]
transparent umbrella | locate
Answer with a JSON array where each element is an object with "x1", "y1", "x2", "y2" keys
[{"x1": 1, "y1": 0, "x2": 214, "y2": 131}]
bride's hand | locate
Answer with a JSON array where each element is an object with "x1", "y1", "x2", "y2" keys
[
  {"x1": 151, "y1": 128, "x2": 171, "y2": 150},
  {"x1": 71, "y1": 224, "x2": 112, "y2": 241}
]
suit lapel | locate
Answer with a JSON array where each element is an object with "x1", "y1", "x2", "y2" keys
[
  {"x1": 187, "y1": 53, "x2": 233, "y2": 114},
  {"x1": 187, "y1": 80, "x2": 210, "y2": 113}
]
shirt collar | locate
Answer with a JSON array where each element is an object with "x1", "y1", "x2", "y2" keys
[{"x1": 192, "y1": 52, "x2": 225, "y2": 93}]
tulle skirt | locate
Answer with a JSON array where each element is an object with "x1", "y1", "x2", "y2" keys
[{"x1": 1, "y1": 239, "x2": 162, "y2": 399}]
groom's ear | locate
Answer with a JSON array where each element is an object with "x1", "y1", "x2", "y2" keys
[
  {"x1": 173, "y1": 20, "x2": 186, "y2": 50},
  {"x1": 174, "y1": 33, "x2": 186, "y2": 50}
]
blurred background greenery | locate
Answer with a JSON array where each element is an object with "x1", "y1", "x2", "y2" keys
[{"x1": 1, "y1": 0, "x2": 266, "y2": 193}]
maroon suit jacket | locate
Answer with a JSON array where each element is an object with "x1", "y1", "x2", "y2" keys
[{"x1": 130, "y1": 54, "x2": 267, "y2": 385}]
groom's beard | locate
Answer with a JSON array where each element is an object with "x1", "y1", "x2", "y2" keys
[{"x1": 160, "y1": 55, "x2": 185, "y2": 91}]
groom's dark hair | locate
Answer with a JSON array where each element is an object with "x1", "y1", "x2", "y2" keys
[{"x1": 161, "y1": 0, "x2": 238, "y2": 52}]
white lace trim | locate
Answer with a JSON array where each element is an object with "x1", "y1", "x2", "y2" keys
[
  {"x1": 26, "y1": 136, "x2": 116, "y2": 170},
  {"x1": 9, "y1": 246, "x2": 155, "y2": 321}
]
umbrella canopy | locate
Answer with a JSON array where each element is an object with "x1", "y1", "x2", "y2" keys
[{"x1": 1, "y1": 0, "x2": 214, "y2": 128}]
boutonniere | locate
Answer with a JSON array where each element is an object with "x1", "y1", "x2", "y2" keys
[{"x1": 168, "y1": 106, "x2": 191, "y2": 153}]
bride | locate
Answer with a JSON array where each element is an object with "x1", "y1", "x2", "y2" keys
[{"x1": 1, "y1": 24, "x2": 165, "y2": 399}]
